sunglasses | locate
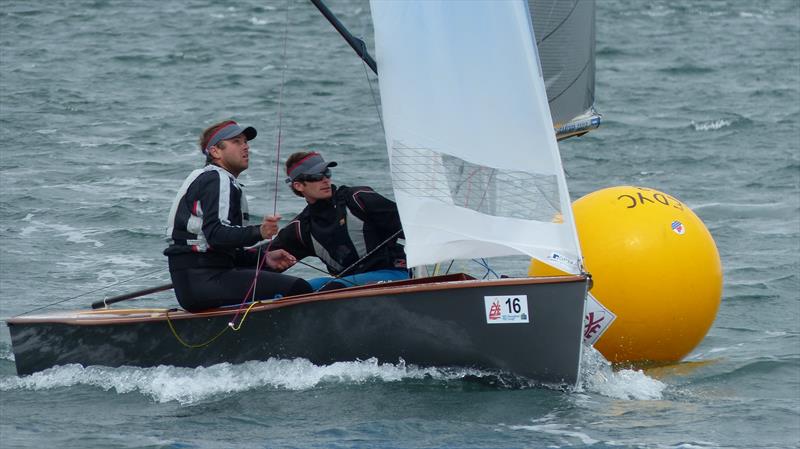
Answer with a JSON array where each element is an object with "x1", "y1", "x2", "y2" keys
[{"x1": 296, "y1": 169, "x2": 332, "y2": 183}]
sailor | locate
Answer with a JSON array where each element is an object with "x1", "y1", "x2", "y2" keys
[
  {"x1": 270, "y1": 151, "x2": 409, "y2": 290},
  {"x1": 164, "y1": 120, "x2": 312, "y2": 312}
]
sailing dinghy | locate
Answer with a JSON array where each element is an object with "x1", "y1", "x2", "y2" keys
[{"x1": 7, "y1": 0, "x2": 591, "y2": 386}]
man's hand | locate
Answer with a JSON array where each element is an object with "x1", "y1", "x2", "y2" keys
[
  {"x1": 265, "y1": 249, "x2": 297, "y2": 271},
  {"x1": 259, "y1": 215, "x2": 282, "y2": 240}
]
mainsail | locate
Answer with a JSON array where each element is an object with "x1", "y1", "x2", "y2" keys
[
  {"x1": 530, "y1": 0, "x2": 601, "y2": 139},
  {"x1": 370, "y1": 0, "x2": 582, "y2": 273}
]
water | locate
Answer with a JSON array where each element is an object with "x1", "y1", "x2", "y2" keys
[{"x1": 1, "y1": 0, "x2": 798, "y2": 448}]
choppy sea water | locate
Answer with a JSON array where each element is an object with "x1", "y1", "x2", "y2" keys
[{"x1": 0, "y1": 1, "x2": 798, "y2": 448}]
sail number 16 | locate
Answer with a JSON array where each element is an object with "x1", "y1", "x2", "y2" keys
[
  {"x1": 506, "y1": 297, "x2": 522, "y2": 313},
  {"x1": 484, "y1": 295, "x2": 530, "y2": 324}
]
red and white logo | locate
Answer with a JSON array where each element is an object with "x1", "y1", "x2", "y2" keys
[
  {"x1": 488, "y1": 300, "x2": 502, "y2": 320},
  {"x1": 583, "y1": 293, "x2": 616, "y2": 345}
]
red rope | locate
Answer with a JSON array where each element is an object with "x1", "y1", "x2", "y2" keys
[{"x1": 229, "y1": 2, "x2": 290, "y2": 329}]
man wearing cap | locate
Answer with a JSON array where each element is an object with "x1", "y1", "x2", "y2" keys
[
  {"x1": 269, "y1": 151, "x2": 408, "y2": 290},
  {"x1": 164, "y1": 120, "x2": 312, "y2": 312}
]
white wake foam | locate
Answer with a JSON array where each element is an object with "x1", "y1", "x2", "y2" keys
[
  {"x1": 20, "y1": 214, "x2": 104, "y2": 248},
  {"x1": 506, "y1": 413, "x2": 599, "y2": 445},
  {"x1": 0, "y1": 346, "x2": 14, "y2": 362},
  {"x1": 0, "y1": 346, "x2": 667, "y2": 404},
  {"x1": 0, "y1": 358, "x2": 481, "y2": 404},
  {"x1": 690, "y1": 119, "x2": 731, "y2": 131},
  {"x1": 577, "y1": 345, "x2": 666, "y2": 400}
]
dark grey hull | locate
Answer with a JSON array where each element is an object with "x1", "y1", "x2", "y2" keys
[{"x1": 8, "y1": 275, "x2": 588, "y2": 385}]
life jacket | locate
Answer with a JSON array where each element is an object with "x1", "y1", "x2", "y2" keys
[{"x1": 164, "y1": 165, "x2": 262, "y2": 269}]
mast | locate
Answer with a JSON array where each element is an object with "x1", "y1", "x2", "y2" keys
[{"x1": 309, "y1": 0, "x2": 377, "y2": 75}]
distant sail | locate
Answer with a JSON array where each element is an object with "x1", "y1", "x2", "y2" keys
[
  {"x1": 370, "y1": 0, "x2": 582, "y2": 272},
  {"x1": 530, "y1": 0, "x2": 601, "y2": 139}
]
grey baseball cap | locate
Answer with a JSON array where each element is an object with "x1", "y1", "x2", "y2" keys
[
  {"x1": 285, "y1": 152, "x2": 338, "y2": 183},
  {"x1": 204, "y1": 121, "x2": 257, "y2": 154}
]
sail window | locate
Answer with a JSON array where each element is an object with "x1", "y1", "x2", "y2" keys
[{"x1": 390, "y1": 141, "x2": 562, "y2": 223}]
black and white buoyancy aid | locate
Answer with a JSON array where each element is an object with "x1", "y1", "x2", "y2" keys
[{"x1": 164, "y1": 165, "x2": 263, "y2": 267}]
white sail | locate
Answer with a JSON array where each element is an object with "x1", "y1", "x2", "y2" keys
[{"x1": 370, "y1": 0, "x2": 582, "y2": 273}]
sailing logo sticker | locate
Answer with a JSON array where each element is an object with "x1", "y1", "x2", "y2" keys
[
  {"x1": 671, "y1": 220, "x2": 685, "y2": 235},
  {"x1": 488, "y1": 301, "x2": 503, "y2": 320},
  {"x1": 546, "y1": 252, "x2": 578, "y2": 272},
  {"x1": 583, "y1": 293, "x2": 616, "y2": 345},
  {"x1": 484, "y1": 295, "x2": 529, "y2": 324}
]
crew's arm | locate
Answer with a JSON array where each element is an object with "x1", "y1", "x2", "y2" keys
[
  {"x1": 268, "y1": 219, "x2": 315, "y2": 271},
  {"x1": 351, "y1": 188, "x2": 405, "y2": 238}
]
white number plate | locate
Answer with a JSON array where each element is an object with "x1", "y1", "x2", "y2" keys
[{"x1": 484, "y1": 295, "x2": 530, "y2": 324}]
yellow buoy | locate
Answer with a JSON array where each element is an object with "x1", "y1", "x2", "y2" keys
[{"x1": 529, "y1": 186, "x2": 723, "y2": 363}]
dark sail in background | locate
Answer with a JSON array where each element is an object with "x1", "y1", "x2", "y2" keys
[{"x1": 530, "y1": 0, "x2": 601, "y2": 139}]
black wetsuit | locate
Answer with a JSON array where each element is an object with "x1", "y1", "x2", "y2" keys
[
  {"x1": 164, "y1": 165, "x2": 311, "y2": 312},
  {"x1": 270, "y1": 185, "x2": 406, "y2": 277}
]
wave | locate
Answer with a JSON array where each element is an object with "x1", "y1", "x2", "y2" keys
[
  {"x1": 0, "y1": 342, "x2": 14, "y2": 362},
  {"x1": 505, "y1": 413, "x2": 599, "y2": 446},
  {"x1": 0, "y1": 359, "x2": 510, "y2": 405},
  {"x1": 684, "y1": 355, "x2": 800, "y2": 386},
  {"x1": 690, "y1": 200, "x2": 798, "y2": 224},
  {"x1": 20, "y1": 215, "x2": 105, "y2": 248},
  {"x1": 658, "y1": 63, "x2": 715, "y2": 76},
  {"x1": 0, "y1": 346, "x2": 667, "y2": 405},
  {"x1": 724, "y1": 293, "x2": 781, "y2": 303},
  {"x1": 504, "y1": 411, "x2": 733, "y2": 449},
  {"x1": 690, "y1": 119, "x2": 732, "y2": 131},
  {"x1": 595, "y1": 45, "x2": 625, "y2": 57}
]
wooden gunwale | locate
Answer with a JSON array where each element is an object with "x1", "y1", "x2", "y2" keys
[{"x1": 7, "y1": 274, "x2": 586, "y2": 326}]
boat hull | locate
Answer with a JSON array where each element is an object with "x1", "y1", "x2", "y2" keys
[{"x1": 8, "y1": 275, "x2": 588, "y2": 385}]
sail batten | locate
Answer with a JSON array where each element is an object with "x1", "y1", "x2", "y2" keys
[{"x1": 371, "y1": 0, "x2": 582, "y2": 271}]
